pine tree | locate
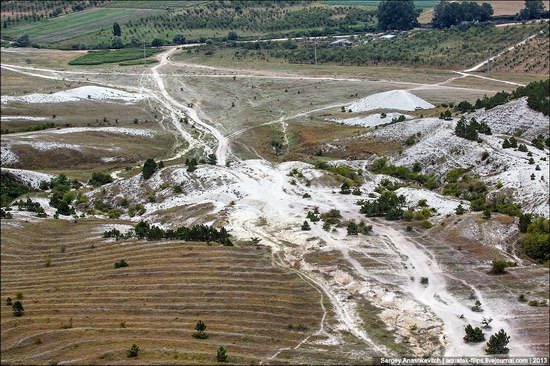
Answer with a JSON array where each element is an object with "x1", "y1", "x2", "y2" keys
[
  {"x1": 301, "y1": 220, "x2": 311, "y2": 231},
  {"x1": 216, "y1": 346, "x2": 228, "y2": 362},
  {"x1": 502, "y1": 138, "x2": 511, "y2": 148},
  {"x1": 455, "y1": 204, "x2": 466, "y2": 215},
  {"x1": 142, "y1": 158, "x2": 157, "y2": 179},
  {"x1": 193, "y1": 320, "x2": 209, "y2": 339},
  {"x1": 464, "y1": 324, "x2": 485, "y2": 343},
  {"x1": 207, "y1": 154, "x2": 217, "y2": 165},
  {"x1": 486, "y1": 329, "x2": 510, "y2": 354}
]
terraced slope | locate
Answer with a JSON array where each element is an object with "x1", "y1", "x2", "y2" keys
[{"x1": 0, "y1": 219, "x2": 357, "y2": 365}]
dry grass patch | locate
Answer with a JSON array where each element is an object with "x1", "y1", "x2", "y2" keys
[{"x1": 0, "y1": 218, "x2": 360, "y2": 365}]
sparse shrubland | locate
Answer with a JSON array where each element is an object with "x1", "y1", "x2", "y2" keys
[
  {"x1": 1, "y1": 172, "x2": 31, "y2": 207},
  {"x1": 369, "y1": 158, "x2": 439, "y2": 190},
  {"x1": 456, "y1": 79, "x2": 550, "y2": 116}
]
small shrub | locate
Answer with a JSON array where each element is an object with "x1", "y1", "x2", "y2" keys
[
  {"x1": 489, "y1": 260, "x2": 508, "y2": 275},
  {"x1": 420, "y1": 277, "x2": 429, "y2": 285},
  {"x1": 12, "y1": 301, "x2": 24, "y2": 316},
  {"x1": 127, "y1": 344, "x2": 139, "y2": 358},
  {"x1": 216, "y1": 346, "x2": 228, "y2": 363},
  {"x1": 114, "y1": 259, "x2": 128, "y2": 269}
]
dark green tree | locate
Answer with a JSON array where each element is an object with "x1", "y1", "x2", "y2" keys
[
  {"x1": 12, "y1": 301, "x2": 24, "y2": 316},
  {"x1": 518, "y1": 213, "x2": 532, "y2": 233},
  {"x1": 186, "y1": 157, "x2": 198, "y2": 172},
  {"x1": 486, "y1": 329, "x2": 510, "y2": 354},
  {"x1": 173, "y1": 33, "x2": 186, "y2": 44},
  {"x1": 377, "y1": 0, "x2": 420, "y2": 31},
  {"x1": 113, "y1": 22, "x2": 121, "y2": 37},
  {"x1": 152, "y1": 38, "x2": 163, "y2": 48},
  {"x1": 15, "y1": 34, "x2": 31, "y2": 47},
  {"x1": 464, "y1": 324, "x2": 485, "y2": 343},
  {"x1": 216, "y1": 346, "x2": 228, "y2": 362},
  {"x1": 142, "y1": 158, "x2": 157, "y2": 179},
  {"x1": 227, "y1": 31, "x2": 238, "y2": 40},
  {"x1": 519, "y1": 0, "x2": 545, "y2": 19},
  {"x1": 207, "y1": 154, "x2": 217, "y2": 165},
  {"x1": 193, "y1": 320, "x2": 209, "y2": 339},
  {"x1": 111, "y1": 36, "x2": 123, "y2": 49},
  {"x1": 455, "y1": 204, "x2": 466, "y2": 215},
  {"x1": 301, "y1": 220, "x2": 311, "y2": 231}
]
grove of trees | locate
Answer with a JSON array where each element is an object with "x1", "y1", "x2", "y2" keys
[{"x1": 432, "y1": 1, "x2": 493, "y2": 29}]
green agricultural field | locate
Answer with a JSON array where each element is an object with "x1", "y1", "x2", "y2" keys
[
  {"x1": 68, "y1": 48, "x2": 160, "y2": 65},
  {"x1": 1, "y1": 8, "x2": 161, "y2": 45}
]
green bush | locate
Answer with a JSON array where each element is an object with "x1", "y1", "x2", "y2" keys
[
  {"x1": 88, "y1": 172, "x2": 113, "y2": 187},
  {"x1": 522, "y1": 218, "x2": 549, "y2": 261},
  {"x1": 127, "y1": 344, "x2": 139, "y2": 358}
]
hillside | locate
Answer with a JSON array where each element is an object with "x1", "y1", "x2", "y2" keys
[{"x1": 1, "y1": 3, "x2": 549, "y2": 365}]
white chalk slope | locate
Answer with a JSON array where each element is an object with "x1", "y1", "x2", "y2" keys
[
  {"x1": 1, "y1": 86, "x2": 143, "y2": 104},
  {"x1": 348, "y1": 90, "x2": 435, "y2": 112}
]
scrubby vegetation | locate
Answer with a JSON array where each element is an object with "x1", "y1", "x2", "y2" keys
[
  {"x1": 456, "y1": 79, "x2": 550, "y2": 116},
  {"x1": 41, "y1": 174, "x2": 78, "y2": 216},
  {"x1": 88, "y1": 172, "x2": 113, "y2": 187},
  {"x1": 14, "y1": 198, "x2": 47, "y2": 217},
  {"x1": 358, "y1": 191, "x2": 406, "y2": 220},
  {"x1": 369, "y1": 158, "x2": 439, "y2": 189},
  {"x1": 454, "y1": 116, "x2": 491, "y2": 141},
  {"x1": 0, "y1": 172, "x2": 31, "y2": 207},
  {"x1": 315, "y1": 161, "x2": 362, "y2": 185},
  {"x1": 104, "y1": 220, "x2": 233, "y2": 245}
]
